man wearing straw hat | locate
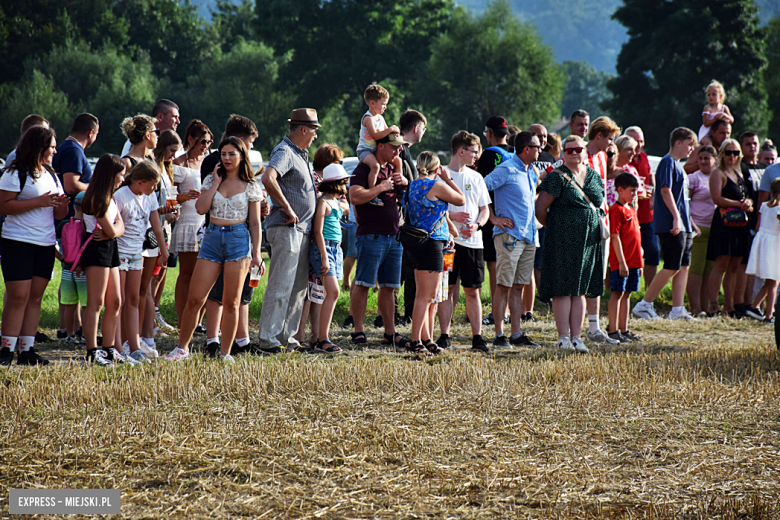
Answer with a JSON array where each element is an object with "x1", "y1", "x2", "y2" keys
[{"x1": 257, "y1": 109, "x2": 320, "y2": 354}]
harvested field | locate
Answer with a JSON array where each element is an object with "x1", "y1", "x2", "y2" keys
[{"x1": 1, "y1": 314, "x2": 779, "y2": 519}]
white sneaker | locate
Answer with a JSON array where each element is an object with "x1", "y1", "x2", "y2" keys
[
  {"x1": 120, "y1": 342, "x2": 142, "y2": 365},
  {"x1": 130, "y1": 349, "x2": 150, "y2": 364},
  {"x1": 586, "y1": 329, "x2": 619, "y2": 344},
  {"x1": 219, "y1": 354, "x2": 236, "y2": 364},
  {"x1": 557, "y1": 337, "x2": 575, "y2": 350},
  {"x1": 156, "y1": 311, "x2": 175, "y2": 330},
  {"x1": 571, "y1": 337, "x2": 590, "y2": 353},
  {"x1": 633, "y1": 300, "x2": 661, "y2": 320},
  {"x1": 153, "y1": 326, "x2": 168, "y2": 337},
  {"x1": 165, "y1": 347, "x2": 190, "y2": 361},
  {"x1": 668, "y1": 308, "x2": 696, "y2": 321},
  {"x1": 138, "y1": 341, "x2": 159, "y2": 358}
]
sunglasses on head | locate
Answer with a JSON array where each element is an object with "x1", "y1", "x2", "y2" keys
[
  {"x1": 564, "y1": 146, "x2": 584, "y2": 155},
  {"x1": 723, "y1": 150, "x2": 741, "y2": 157}
]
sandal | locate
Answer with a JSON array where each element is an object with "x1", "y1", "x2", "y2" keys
[
  {"x1": 406, "y1": 341, "x2": 433, "y2": 356},
  {"x1": 382, "y1": 332, "x2": 410, "y2": 349},
  {"x1": 315, "y1": 340, "x2": 343, "y2": 354},
  {"x1": 423, "y1": 339, "x2": 445, "y2": 355},
  {"x1": 350, "y1": 331, "x2": 368, "y2": 345}
]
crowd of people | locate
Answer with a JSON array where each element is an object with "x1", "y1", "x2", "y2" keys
[{"x1": 1, "y1": 79, "x2": 779, "y2": 366}]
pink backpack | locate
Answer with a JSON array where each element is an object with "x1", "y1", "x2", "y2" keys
[{"x1": 61, "y1": 217, "x2": 93, "y2": 272}]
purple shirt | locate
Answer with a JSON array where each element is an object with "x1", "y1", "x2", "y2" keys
[{"x1": 352, "y1": 162, "x2": 401, "y2": 236}]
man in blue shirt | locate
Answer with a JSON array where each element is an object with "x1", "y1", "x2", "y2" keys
[
  {"x1": 483, "y1": 131, "x2": 541, "y2": 348},
  {"x1": 633, "y1": 127, "x2": 700, "y2": 321},
  {"x1": 52, "y1": 113, "x2": 99, "y2": 221}
]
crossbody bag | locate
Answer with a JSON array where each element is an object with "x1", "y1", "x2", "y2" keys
[{"x1": 556, "y1": 169, "x2": 610, "y2": 241}]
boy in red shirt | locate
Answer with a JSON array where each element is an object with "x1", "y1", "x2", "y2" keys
[{"x1": 608, "y1": 173, "x2": 644, "y2": 343}]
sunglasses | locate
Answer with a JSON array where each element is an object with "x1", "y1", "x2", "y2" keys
[
  {"x1": 152, "y1": 129, "x2": 161, "y2": 136},
  {"x1": 525, "y1": 145, "x2": 542, "y2": 151},
  {"x1": 723, "y1": 150, "x2": 741, "y2": 157},
  {"x1": 200, "y1": 138, "x2": 213, "y2": 145},
  {"x1": 564, "y1": 147, "x2": 584, "y2": 155}
]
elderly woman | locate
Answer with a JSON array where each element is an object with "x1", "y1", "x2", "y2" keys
[{"x1": 535, "y1": 135, "x2": 605, "y2": 353}]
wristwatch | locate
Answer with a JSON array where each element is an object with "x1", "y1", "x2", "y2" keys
[{"x1": 477, "y1": 223, "x2": 483, "y2": 231}]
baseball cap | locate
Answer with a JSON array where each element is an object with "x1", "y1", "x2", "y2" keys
[
  {"x1": 485, "y1": 116, "x2": 509, "y2": 136},
  {"x1": 376, "y1": 134, "x2": 410, "y2": 146},
  {"x1": 74, "y1": 191, "x2": 85, "y2": 206}
]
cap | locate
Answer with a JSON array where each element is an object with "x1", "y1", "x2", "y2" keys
[
  {"x1": 322, "y1": 163, "x2": 352, "y2": 182},
  {"x1": 74, "y1": 191, "x2": 85, "y2": 206},
  {"x1": 376, "y1": 133, "x2": 410, "y2": 146},
  {"x1": 485, "y1": 116, "x2": 509, "y2": 136}
]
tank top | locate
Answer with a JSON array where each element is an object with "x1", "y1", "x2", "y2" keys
[
  {"x1": 356, "y1": 110, "x2": 385, "y2": 152},
  {"x1": 321, "y1": 198, "x2": 343, "y2": 242}
]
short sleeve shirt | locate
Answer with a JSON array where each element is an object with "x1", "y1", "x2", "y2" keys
[
  {"x1": 52, "y1": 139, "x2": 92, "y2": 220},
  {"x1": 352, "y1": 162, "x2": 401, "y2": 236},
  {"x1": 202, "y1": 175, "x2": 264, "y2": 221},
  {"x1": 265, "y1": 136, "x2": 317, "y2": 233},
  {"x1": 653, "y1": 154, "x2": 691, "y2": 234},
  {"x1": 688, "y1": 171, "x2": 716, "y2": 228},
  {"x1": 446, "y1": 166, "x2": 490, "y2": 249},
  {"x1": 759, "y1": 163, "x2": 780, "y2": 192},
  {"x1": 114, "y1": 185, "x2": 160, "y2": 255},
  {"x1": 608, "y1": 202, "x2": 643, "y2": 271},
  {"x1": 631, "y1": 152, "x2": 653, "y2": 224},
  {"x1": 484, "y1": 155, "x2": 538, "y2": 244},
  {"x1": 0, "y1": 169, "x2": 64, "y2": 246}
]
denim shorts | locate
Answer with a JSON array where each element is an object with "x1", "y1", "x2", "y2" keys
[
  {"x1": 342, "y1": 222, "x2": 358, "y2": 258},
  {"x1": 118, "y1": 252, "x2": 144, "y2": 272},
  {"x1": 198, "y1": 222, "x2": 251, "y2": 263},
  {"x1": 640, "y1": 222, "x2": 660, "y2": 266},
  {"x1": 310, "y1": 239, "x2": 343, "y2": 280},
  {"x1": 355, "y1": 234, "x2": 402, "y2": 288},
  {"x1": 610, "y1": 267, "x2": 642, "y2": 293},
  {"x1": 357, "y1": 148, "x2": 375, "y2": 163}
]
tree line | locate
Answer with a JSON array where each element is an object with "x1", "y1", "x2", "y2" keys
[{"x1": 0, "y1": 0, "x2": 776, "y2": 157}]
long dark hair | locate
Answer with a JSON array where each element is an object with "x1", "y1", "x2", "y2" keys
[
  {"x1": 183, "y1": 119, "x2": 213, "y2": 152},
  {"x1": 8, "y1": 126, "x2": 57, "y2": 180},
  {"x1": 217, "y1": 136, "x2": 254, "y2": 183},
  {"x1": 152, "y1": 130, "x2": 181, "y2": 184},
  {"x1": 82, "y1": 154, "x2": 125, "y2": 218}
]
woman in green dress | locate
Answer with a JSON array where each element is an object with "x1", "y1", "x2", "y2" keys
[{"x1": 535, "y1": 135, "x2": 604, "y2": 353}]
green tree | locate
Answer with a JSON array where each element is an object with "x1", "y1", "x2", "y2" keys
[
  {"x1": 605, "y1": 0, "x2": 769, "y2": 155},
  {"x1": 763, "y1": 15, "x2": 780, "y2": 145},
  {"x1": 420, "y1": 0, "x2": 564, "y2": 151},
  {"x1": 561, "y1": 61, "x2": 614, "y2": 120}
]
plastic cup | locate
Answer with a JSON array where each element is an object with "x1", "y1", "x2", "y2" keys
[{"x1": 249, "y1": 265, "x2": 261, "y2": 288}]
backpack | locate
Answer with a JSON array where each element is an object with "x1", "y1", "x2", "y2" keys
[
  {"x1": 61, "y1": 217, "x2": 93, "y2": 271},
  {"x1": 485, "y1": 146, "x2": 515, "y2": 166}
]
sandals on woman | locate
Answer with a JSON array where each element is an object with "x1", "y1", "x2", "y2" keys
[
  {"x1": 406, "y1": 341, "x2": 433, "y2": 356},
  {"x1": 382, "y1": 332, "x2": 410, "y2": 349},
  {"x1": 315, "y1": 340, "x2": 342, "y2": 354},
  {"x1": 350, "y1": 331, "x2": 368, "y2": 345},
  {"x1": 423, "y1": 339, "x2": 445, "y2": 355}
]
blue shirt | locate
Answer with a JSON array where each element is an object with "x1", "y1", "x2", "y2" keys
[
  {"x1": 484, "y1": 155, "x2": 537, "y2": 244},
  {"x1": 52, "y1": 139, "x2": 92, "y2": 220},
  {"x1": 405, "y1": 177, "x2": 449, "y2": 241},
  {"x1": 760, "y1": 163, "x2": 780, "y2": 193},
  {"x1": 652, "y1": 154, "x2": 691, "y2": 234}
]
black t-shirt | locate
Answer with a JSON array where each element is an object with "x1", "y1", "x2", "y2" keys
[
  {"x1": 399, "y1": 145, "x2": 417, "y2": 182},
  {"x1": 201, "y1": 150, "x2": 220, "y2": 182},
  {"x1": 741, "y1": 161, "x2": 767, "y2": 230},
  {"x1": 476, "y1": 144, "x2": 513, "y2": 178}
]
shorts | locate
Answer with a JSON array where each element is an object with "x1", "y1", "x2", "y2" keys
[
  {"x1": 482, "y1": 222, "x2": 496, "y2": 262},
  {"x1": 208, "y1": 268, "x2": 254, "y2": 305},
  {"x1": 534, "y1": 226, "x2": 546, "y2": 270},
  {"x1": 689, "y1": 225, "x2": 714, "y2": 277},
  {"x1": 610, "y1": 268, "x2": 642, "y2": 293},
  {"x1": 60, "y1": 266, "x2": 87, "y2": 305},
  {"x1": 310, "y1": 239, "x2": 344, "y2": 279},
  {"x1": 400, "y1": 234, "x2": 446, "y2": 272},
  {"x1": 355, "y1": 234, "x2": 402, "y2": 288},
  {"x1": 198, "y1": 222, "x2": 251, "y2": 264},
  {"x1": 118, "y1": 252, "x2": 144, "y2": 272},
  {"x1": 343, "y1": 222, "x2": 358, "y2": 258},
  {"x1": 448, "y1": 244, "x2": 485, "y2": 288},
  {"x1": 81, "y1": 236, "x2": 120, "y2": 269},
  {"x1": 640, "y1": 222, "x2": 660, "y2": 266},
  {"x1": 657, "y1": 231, "x2": 693, "y2": 271},
  {"x1": 494, "y1": 233, "x2": 535, "y2": 287},
  {"x1": 357, "y1": 149, "x2": 375, "y2": 163},
  {"x1": 0, "y1": 238, "x2": 56, "y2": 282}
]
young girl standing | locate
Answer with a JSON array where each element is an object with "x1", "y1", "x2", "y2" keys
[
  {"x1": 115, "y1": 161, "x2": 167, "y2": 363},
  {"x1": 698, "y1": 80, "x2": 734, "y2": 142},
  {"x1": 744, "y1": 178, "x2": 780, "y2": 323},
  {"x1": 80, "y1": 155, "x2": 126, "y2": 365},
  {"x1": 310, "y1": 163, "x2": 352, "y2": 353}
]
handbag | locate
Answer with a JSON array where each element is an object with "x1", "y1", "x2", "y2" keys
[
  {"x1": 557, "y1": 169, "x2": 610, "y2": 241},
  {"x1": 397, "y1": 183, "x2": 442, "y2": 246},
  {"x1": 143, "y1": 227, "x2": 158, "y2": 249},
  {"x1": 719, "y1": 174, "x2": 748, "y2": 227}
]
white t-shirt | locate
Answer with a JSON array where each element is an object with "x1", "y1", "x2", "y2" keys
[
  {"x1": 445, "y1": 166, "x2": 491, "y2": 249},
  {"x1": 84, "y1": 199, "x2": 119, "y2": 234},
  {"x1": 0, "y1": 169, "x2": 64, "y2": 246},
  {"x1": 121, "y1": 139, "x2": 185, "y2": 159},
  {"x1": 114, "y1": 185, "x2": 160, "y2": 255}
]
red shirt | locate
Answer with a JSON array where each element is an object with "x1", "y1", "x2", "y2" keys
[
  {"x1": 631, "y1": 152, "x2": 653, "y2": 224},
  {"x1": 587, "y1": 148, "x2": 610, "y2": 226},
  {"x1": 608, "y1": 202, "x2": 643, "y2": 271}
]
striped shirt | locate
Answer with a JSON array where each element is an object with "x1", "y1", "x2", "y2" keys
[{"x1": 266, "y1": 136, "x2": 317, "y2": 233}]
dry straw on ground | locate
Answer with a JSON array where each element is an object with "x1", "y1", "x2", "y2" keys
[{"x1": 1, "y1": 315, "x2": 778, "y2": 519}]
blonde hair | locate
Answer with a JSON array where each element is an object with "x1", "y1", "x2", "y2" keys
[
  {"x1": 614, "y1": 135, "x2": 638, "y2": 152},
  {"x1": 546, "y1": 132, "x2": 561, "y2": 157},
  {"x1": 716, "y1": 138, "x2": 742, "y2": 172},
  {"x1": 122, "y1": 159, "x2": 161, "y2": 188},
  {"x1": 768, "y1": 178, "x2": 780, "y2": 208},
  {"x1": 415, "y1": 151, "x2": 440, "y2": 176},
  {"x1": 563, "y1": 135, "x2": 586, "y2": 148},
  {"x1": 706, "y1": 80, "x2": 726, "y2": 103},
  {"x1": 121, "y1": 114, "x2": 156, "y2": 145},
  {"x1": 588, "y1": 116, "x2": 621, "y2": 141}
]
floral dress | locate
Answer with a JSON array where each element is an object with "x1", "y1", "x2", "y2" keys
[{"x1": 538, "y1": 165, "x2": 605, "y2": 299}]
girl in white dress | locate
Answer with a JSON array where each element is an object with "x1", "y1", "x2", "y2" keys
[
  {"x1": 698, "y1": 80, "x2": 734, "y2": 142},
  {"x1": 745, "y1": 178, "x2": 780, "y2": 323}
]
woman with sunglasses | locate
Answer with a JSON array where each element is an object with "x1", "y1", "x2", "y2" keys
[
  {"x1": 706, "y1": 139, "x2": 753, "y2": 317},
  {"x1": 171, "y1": 120, "x2": 213, "y2": 327},
  {"x1": 121, "y1": 115, "x2": 159, "y2": 172},
  {"x1": 535, "y1": 135, "x2": 605, "y2": 353}
]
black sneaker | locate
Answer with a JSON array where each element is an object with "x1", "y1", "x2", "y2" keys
[
  {"x1": 232, "y1": 342, "x2": 253, "y2": 356},
  {"x1": 75, "y1": 327, "x2": 83, "y2": 339},
  {"x1": 0, "y1": 347, "x2": 14, "y2": 366},
  {"x1": 57, "y1": 329, "x2": 68, "y2": 340},
  {"x1": 482, "y1": 313, "x2": 495, "y2": 326},
  {"x1": 471, "y1": 336, "x2": 489, "y2": 353},
  {"x1": 492, "y1": 335, "x2": 510, "y2": 348},
  {"x1": 608, "y1": 331, "x2": 627, "y2": 343},
  {"x1": 251, "y1": 345, "x2": 283, "y2": 355},
  {"x1": 373, "y1": 315, "x2": 384, "y2": 328},
  {"x1": 194, "y1": 324, "x2": 207, "y2": 336},
  {"x1": 35, "y1": 331, "x2": 53, "y2": 343},
  {"x1": 745, "y1": 307, "x2": 765, "y2": 321},
  {"x1": 341, "y1": 315, "x2": 355, "y2": 329},
  {"x1": 521, "y1": 312, "x2": 536, "y2": 323},
  {"x1": 510, "y1": 333, "x2": 541, "y2": 348},
  {"x1": 435, "y1": 335, "x2": 451, "y2": 350},
  {"x1": 396, "y1": 314, "x2": 411, "y2": 327},
  {"x1": 85, "y1": 348, "x2": 112, "y2": 366},
  {"x1": 504, "y1": 315, "x2": 510, "y2": 324},
  {"x1": 621, "y1": 330, "x2": 641, "y2": 342},
  {"x1": 205, "y1": 340, "x2": 220, "y2": 358},
  {"x1": 17, "y1": 347, "x2": 50, "y2": 366}
]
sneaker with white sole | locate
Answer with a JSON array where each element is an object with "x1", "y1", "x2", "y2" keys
[
  {"x1": 586, "y1": 329, "x2": 620, "y2": 344},
  {"x1": 120, "y1": 342, "x2": 142, "y2": 366},
  {"x1": 633, "y1": 300, "x2": 661, "y2": 320},
  {"x1": 668, "y1": 308, "x2": 696, "y2": 321},
  {"x1": 571, "y1": 337, "x2": 590, "y2": 353},
  {"x1": 130, "y1": 349, "x2": 150, "y2": 364},
  {"x1": 557, "y1": 337, "x2": 575, "y2": 350},
  {"x1": 165, "y1": 347, "x2": 190, "y2": 361},
  {"x1": 219, "y1": 354, "x2": 236, "y2": 364},
  {"x1": 156, "y1": 311, "x2": 175, "y2": 330},
  {"x1": 138, "y1": 342, "x2": 159, "y2": 359},
  {"x1": 86, "y1": 348, "x2": 112, "y2": 366},
  {"x1": 105, "y1": 347, "x2": 131, "y2": 364}
]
